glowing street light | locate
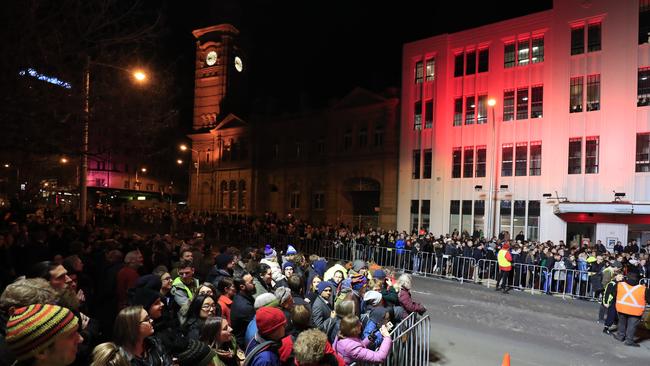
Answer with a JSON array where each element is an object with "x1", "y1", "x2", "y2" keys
[
  {"x1": 133, "y1": 70, "x2": 147, "y2": 82},
  {"x1": 179, "y1": 144, "x2": 200, "y2": 206},
  {"x1": 176, "y1": 159, "x2": 183, "y2": 165},
  {"x1": 60, "y1": 157, "x2": 69, "y2": 164}
]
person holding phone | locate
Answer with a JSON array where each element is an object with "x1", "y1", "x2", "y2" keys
[{"x1": 333, "y1": 315, "x2": 392, "y2": 365}]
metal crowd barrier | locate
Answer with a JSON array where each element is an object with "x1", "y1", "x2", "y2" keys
[
  {"x1": 548, "y1": 268, "x2": 594, "y2": 300},
  {"x1": 511, "y1": 263, "x2": 549, "y2": 294}
]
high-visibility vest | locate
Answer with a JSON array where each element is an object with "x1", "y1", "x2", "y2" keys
[
  {"x1": 615, "y1": 282, "x2": 647, "y2": 316},
  {"x1": 602, "y1": 281, "x2": 616, "y2": 307},
  {"x1": 497, "y1": 249, "x2": 511, "y2": 270}
]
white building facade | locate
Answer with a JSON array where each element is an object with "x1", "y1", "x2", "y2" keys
[{"x1": 397, "y1": 0, "x2": 650, "y2": 247}]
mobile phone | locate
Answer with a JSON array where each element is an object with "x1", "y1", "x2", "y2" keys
[{"x1": 385, "y1": 321, "x2": 393, "y2": 331}]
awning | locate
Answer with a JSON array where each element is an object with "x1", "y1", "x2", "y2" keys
[{"x1": 554, "y1": 202, "x2": 650, "y2": 224}]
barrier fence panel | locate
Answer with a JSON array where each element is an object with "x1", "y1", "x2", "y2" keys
[
  {"x1": 512, "y1": 263, "x2": 549, "y2": 294},
  {"x1": 549, "y1": 268, "x2": 595, "y2": 300},
  {"x1": 476, "y1": 259, "x2": 499, "y2": 288}
]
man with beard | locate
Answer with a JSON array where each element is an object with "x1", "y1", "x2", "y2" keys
[{"x1": 231, "y1": 272, "x2": 257, "y2": 349}]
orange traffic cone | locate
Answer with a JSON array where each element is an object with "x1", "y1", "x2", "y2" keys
[{"x1": 501, "y1": 353, "x2": 511, "y2": 366}]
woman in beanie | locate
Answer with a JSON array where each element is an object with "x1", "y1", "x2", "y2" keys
[
  {"x1": 183, "y1": 295, "x2": 219, "y2": 341},
  {"x1": 333, "y1": 314, "x2": 391, "y2": 365},
  {"x1": 176, "y1": 339, "x2": 219, "y2": 366},
  {"x1": 200, "y1": 316, "x2": 243, "y2": 366},
  {"x1": 113, "y1": 306, "x2": 173, "y2": 366}
]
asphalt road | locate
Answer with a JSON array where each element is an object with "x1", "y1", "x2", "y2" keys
[{"x1": 410, "y1": 275, "x2": 650, "y2": 366}]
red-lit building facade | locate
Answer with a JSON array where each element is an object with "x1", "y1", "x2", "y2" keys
[{"x1": 398, "y1": 0, "x2": 650, "y2": 246}]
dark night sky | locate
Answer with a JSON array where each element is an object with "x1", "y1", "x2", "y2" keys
[{"x1": 162, "y1": 1, "x2": 553, "y2": 121}]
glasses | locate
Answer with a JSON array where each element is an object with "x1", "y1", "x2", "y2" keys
[
  {"x1": 201, "y1": 304, "x2": 217, "y2": 310},
  {"x1": 140, "y1": 316, "x2": 153, "y2": 324}
]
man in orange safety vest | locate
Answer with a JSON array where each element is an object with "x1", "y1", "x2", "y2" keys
[{"x1": 612, "y1": 272, "x2": 650, "y2": 347}]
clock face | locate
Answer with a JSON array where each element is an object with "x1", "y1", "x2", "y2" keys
[
  {"x1": 206, "y1": 51, "x2": 218, "y2": 66},
  {"x1": 234, "y1": 56, "x2": 243, "y2": 72}
]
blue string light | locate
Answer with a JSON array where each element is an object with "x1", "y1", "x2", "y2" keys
[{"x1": 19, "y1": 68, "x2": 72, "y2": 89}]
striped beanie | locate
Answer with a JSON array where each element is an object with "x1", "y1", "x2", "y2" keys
[{"x1": 6, "y1": 304, "x2": 79, "y2": 361}]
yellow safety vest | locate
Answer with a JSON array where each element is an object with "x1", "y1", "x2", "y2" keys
[{"x1": 497, "y1": 249, "x2": 511, "y2": 270}]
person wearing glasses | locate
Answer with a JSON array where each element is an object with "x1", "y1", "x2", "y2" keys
[
  {"x1": 171, "y1": 260, "x2": 199, "y2": 309},
  {"x1": 182, "y1": 295, "x2": 220, "y2": 341},
  {"x1": 113, "y1": 306, "x2": 173, "y2": 365}
]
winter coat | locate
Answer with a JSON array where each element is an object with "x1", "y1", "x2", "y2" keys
[
  {"x1": 311, "y1": 295, "x2": 333, "y2": 329},
  {"x1": 231, "y1": 292, "x2": 255, "y2": 348},
  {"x1": 333, "y1": 335, "x2": 392, "y2": 365},
  {"x1": 398, "y1": 288, "x2": 426, "y2": 315},
  {"x1": 252, "y1": 277, "x2": 271, "y2": 299},
  {"x1": 207, "y1": 268, "x2": 232, "y2": 288},
  {"x1": 122, "y1": 337, "x2": 173, "y2": 366},
  {"x1": 244, "y1": 335, "x2": 280, "y2": 366}
]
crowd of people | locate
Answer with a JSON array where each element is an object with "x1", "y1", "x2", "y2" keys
[{"x1": 0, "y1": 206, "x2": 429, "y2": 366}]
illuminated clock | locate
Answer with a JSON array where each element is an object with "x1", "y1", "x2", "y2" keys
[
  {"x1": 206, "y1": 51, "x2": 218, "y2": 66},
  {"x1": 234, "y1": 56, "x2": 243, "y2": 72}
]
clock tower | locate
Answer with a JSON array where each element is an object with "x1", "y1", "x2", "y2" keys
[{"x1": 192, "y1": 24, "x2": 245, "y2": 130}]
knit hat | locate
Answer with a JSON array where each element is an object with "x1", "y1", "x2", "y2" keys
[
  {"x1": 313, "y1": 259, "x2": 327, "y2": 278},
  {"x1": 317, "y1": 281, "x2": 333, "y2": 295},
  {"x1": 351, "y1": 274, "x2": 367, "y2": 291},
  {"x1": 215, "y1": 254, "x2": 234, "y2": 270},
  {"x1": 130, "y1": 287, "x2": 162, "y2": 311},
  {"x1": 6, "y1": 304, "x2": 79, "y2": 361},
  {"x1": 282, "y1": 261, "x2": 295, "y2": 271},
  {"x1": 275, "y1": 287, "x2": 292, "y2": 305},
  {"x1": 177, "y1": 340, "x2": 217, "y2": 366},
  {"x1": 286, "y1": 245, "x2": 297, "y2": 255},
  {"x1": 352, "y1": 260, "x2": 367, "y2": 272},
  {"x1": 134, "y1": 274, "x2": 162, "y2": 292},
  {"x1": 373, "y1": 269, "x2": 386, "y2": 279},
  {"x1": 256, "y1": 307, "x2": 287, "y2": 336},
  {"x1": 254, "y1": 293, "x2": 280, "y2": 309},
  {"x1": 264, "y1": 244, "x2": 277, "y2": 259},
  {"x1": 363, "y1": 290, "x2": 382, "y2": 306}
]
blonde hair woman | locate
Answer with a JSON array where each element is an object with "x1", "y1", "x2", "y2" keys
[{"x1": 90, "y1": 342, "x2": 129, "y2": 366}]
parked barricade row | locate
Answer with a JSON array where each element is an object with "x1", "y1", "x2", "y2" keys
[{"x1": 548, "y1": 268, "x2": 595, "y2": 300}]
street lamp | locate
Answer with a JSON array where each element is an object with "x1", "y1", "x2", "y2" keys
[
  {"x1": 134, "y1": 167, "x2": 147, "y2": 189},
  {"x1": 487, "y1": 98, "x2": 499, "y2": 239},
  {"x1": 80, "y1": 58, "x2": 147, "y2": 225},
  {"x1": 179, "y1": 144, "x2": 199, "y2": 208}
]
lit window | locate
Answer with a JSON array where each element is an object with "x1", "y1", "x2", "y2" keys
[
  {"x1": 586, "y1": 74, "x2": 600, "y2": 111},
  {"x1": 425, "y1": 58, "x2": 435, "y2": 81},
  {"x1": 585, "y1": 137, "x2": 599, "y2": 174},
  {"x1": 636, "y1": 133, "x2": 650, "y2": 172},
  {"x1": 465, "y1": 96, "x2": 475, "y2": 125},
  {"x1": 570, "y1": 77, "x2": 584, "y2": 113},
  {"x1": 638, "y1": 67, "x2": 650, "y2": 106},
  {"x1": 503, "y1": 90, "x2": 515, "y2": 121}
]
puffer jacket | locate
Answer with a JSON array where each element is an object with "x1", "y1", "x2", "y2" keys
[
  {"x1": 123, "y1": 337, "x2": 173, "y2": 366},
  {"x1": 398, "y1": 287, "x2": 426, "y2": 315},
  {"x1": 333, "y1": 335, "x2": 391, "y2": 365}
]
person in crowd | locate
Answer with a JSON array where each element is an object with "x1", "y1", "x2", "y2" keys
[
  {"x1": 275, "y1": 287, "x2": 294, "y2": 329},
  {"x1": 113, "y1": 306, "x2": 172, "y2": 365},
  {"x1": 287, "y1": 274, "x2": 310, "y2": 308},
  {"x1": 602, "y1": 272, "x2": 624, "y2": 334},
  {"x1": 171, "y1": 248, "x2": 194, "y2": 279},
  {"x1": 333, "y1": 314, "x2": 392, "y2": 365},
  {"x1": 311, "y1": 281, "x2": 334, "y2": 329},
  {"x1": 152, "y1": 267, "x2": 175, "y2": 320},
  {"x1": 176, "y1": 339, "x2": 218, "y2": 366},
  {"x1": 130, "y1": 287, "x2": 165, "y2": 323},
  {"x1": 171, "y1": 260, "x2": 199, "y2": 308},
  {"x1": 5, "y1": 304, "x2": 83, "y2": 366},
  {"x1": 293, "y1": 329, "x2": 344, "y2": 366},
  {"x1": 252, "y1": 263, "x2": 273, "y2": 299},
  {"x1": 244, "y1": 293, "x2": 280, "y2": 347},
  {"x1": 496, "y1": 242, "x2": 512, "y2": 293},
  {"x1": 207, "y1": 253, "x2": 234, "y2": 288},
  {"x1": 244, "y1": 307, "x2": 286, "y2": 366},
  {"x1": 90, "y1": 342, "x2": 129, "y2": 366},
  {"x1": 282, "y1": 262, "x2": 295, "y2": 280},
  {"x1": 183, "y1": 295, "x2": 219, "y2": 340},
  {"x1": 199, "y1": 316, "x2": 242, "y2": 366},
  {"x1": 306, "y1": 275, "x2": 323, "y2": 304},
  {"x1": 397, "y1": 274, "x2": 426, "y2": 316},
  {"x1": 231, "y1": 273, "x2": 257, "y2": 349},
  {"x1": 216, "y1": 278, "x2": 236, "y2": 325},
  {"x1": 612, "y1": 272, "x2": 650, "y2": 347},
  {"x1": 27, "y1": 260, "x2": 72, "y2": 291},
  {"x1": 198, "y1": 282, "x2": 218, "y2": 300},
  {"x1": 116, "y1": 251, "x2": 144, "y2": 310}
]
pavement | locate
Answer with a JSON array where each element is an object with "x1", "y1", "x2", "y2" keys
[{"x1": 410, "y1": 275, "x2": 650, "y2": 365}]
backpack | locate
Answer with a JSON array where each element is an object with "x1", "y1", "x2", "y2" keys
[{"x1": 243, "y1": 340, "x2": 276, "y2": 366}]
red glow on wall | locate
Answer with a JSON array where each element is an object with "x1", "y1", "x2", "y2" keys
[{"x1": 558, "y1": 213, "x2": 650, "y2": 224}]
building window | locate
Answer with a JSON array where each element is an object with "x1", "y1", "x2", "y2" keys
[
  {"x1": 587, "y1": 22, "x2": 602, "y2": 52},
  {"x1": 503, "y1": 90, "x2": 515, "y2": 121},
  {"x1": 374, "y1": 126, "x2": 384, "y2": 147},
  {"x1": 531, "y1": 86, "x2": 543, "y2": 118},
  {"x1": 529, "y1": 142, "x2": 542, "y2": 176},
  {"x1": 358, "y1": 128, "x2": 367, "y2": 147},
  {"x1": 587, "y1": 74, "x2": 601, "y2": 111},
  {"x1": 454, "y1": 54, "x2": 464, "y2": 77},
  {"x1": 423, "y1": 149, "x2": 432, "y2": 179},
  {"x1": 229, "y1": 180, "x2": 237, "y2": 209},
  {"x1": 465, "y1": 96, "x2": 475, "y2": 125},
  {"x1": 504, "y1": 43, "x2": 515, "y2": 68},
  {"x1": 453, "y1": 98, "x2": 463, "y2": 126},
  {"x1": 638, "y1": 68, "x2": 650, "y2": 106},
  {"x1": 452, "y1": 148, "x2": 462, "y2": 178},
  {"x1": 290, "y1": 191, "x2": 300, "y2": 209},
  {"x1": 449, "y1": 200, "x2": 460, "y2": 234},
  {"x1": 421, "y1": 200, "x2": 431, "y2": 231},
  {"x1": 568, "y1": 138, "x2": 582, "y2": 174},
  {"x1": 517, "y1": 39, "x2": 530, "y2": 66},
  {"x1": 238, "y1": 180, "x2": 247, "y2": 209},
  {"x1": 531, "y1": 37, "x2": 544, "y2": 63},
  {"x1": 477, "y1": 95, "x2": 488, "y2": 124},
  {"x1": 513, "y1": 200, "x2": 526, "y2": 240},
  {"x1": 499, "y1": 200, "x2": 512, "y2": 237},
  {"x1": 501, "y1": 144, "x2": 513, "y2": 177},
  {"x1": 478, "y1": 49, "x2": 489, "y2": 73},
  {"x1": 221, "y1": 181, "x2": 228, "y2": 209},
  {"x1": 516, "y1": 88, "x2": 528, "y2": 120},
  {"x1": 585, "y1": 137, "x2": 599, "y2": 174},
  {"x1": 473, "y1": 200, "x2": 485, "y2": 237},
  {"x1": 463, "y1": 147, "x2": 474, "y2": 178},
  {"x1": 411, "y1": 200, "x2": 420, "y2": 233},
  {"x1": 414, "y1": 101, "x2": 422, "y2": 130},
  {"x1": 415, "y1": 61, "x2": 423, "y2": 84},
  {"x1": 424, "y1": 100, "x2": 433, "y2": 128},
  {"x1": 466, "y1": 50, "x2": 476, "y2": 75},
  {"x1": 426, "y1": 58, "x2": 435, "y2": 81},
  {"x1": 571, "y1": 26, "x2": 585, "y2": 55},
  {"x1": 570, "y1": 77, "x2": 584, "y2": 113},
  {"x1": 412, "y1": 150, "x2": 421, "y2": 179},
  {"x1": 313, "y1": 192, "x2": 324, "y2": 210},
  {"x1": 640, "y1": 0, "x2": 650, "y2": 44},
  {"x1": 636, "y1": 133, "x2": 650, "y2": 172},
  {"x1": 343, "y1": 130, "x2": 352, "y2": 151},
  {"x1": 462, "y1": 200, "x2": 473, "y2": 234},
  {"x1": 515, "y1": 143, "x2": 527, "y2": 176},
  {"x1": 527, "y1": 200, "x2": 540, "y2": 241},
  {"x1": 476, "y1": 146, "x2": 487, "y2": 177}
]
